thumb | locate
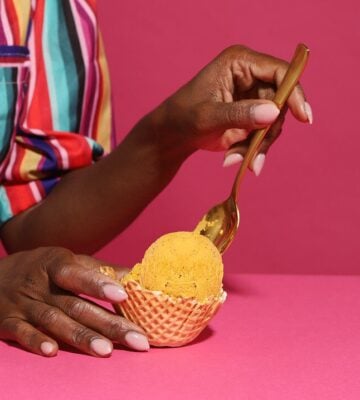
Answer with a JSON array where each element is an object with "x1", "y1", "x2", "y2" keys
[
  {"x1": 199, "y1": 99, "x2": 280, "y2": 132},
  {"x1": 47, "y1": 253, "x2": 130, "y2": 303}
]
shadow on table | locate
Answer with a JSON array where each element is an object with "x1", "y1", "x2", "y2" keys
[
  {"x1": 188, "y1": 326, "x2": 214, "y2": 346},
  {"x1": 223, "y1": 275, "x2": 257, "y2": 296},
  {"x1": 55, "y1": 342, "x2": 135, "y2": 356},
  {"x1": 3, "y1": 340, "x2": 32, "y2": 353},
  {"x1": 3, "y1": 339, "x2": 119, "y2": 357},
  {"x1": 1, "y1": 339, "x2": 81, "y2": 357},
  {"x1": 2, "y1": 325, "x2": 216, "y2": 356},
  {"x1": 113, "y1": 326, "x2": 215, "y2": 351}
]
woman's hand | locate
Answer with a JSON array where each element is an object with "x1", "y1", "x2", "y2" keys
[
  {"x1": 0, "y1": 247, "x2": 149, "y2": 357},
  {"x1": 155, "y1": 45, "x2": 312, "y2": 174}
]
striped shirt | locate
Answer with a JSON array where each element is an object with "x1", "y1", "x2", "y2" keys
[{"x1": 0, "y1": 0, "x2": 114, "y2": 224}]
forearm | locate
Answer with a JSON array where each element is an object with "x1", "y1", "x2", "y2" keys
[{"x1": 1, "y1": 109, "x2": 194, "y2": 254}]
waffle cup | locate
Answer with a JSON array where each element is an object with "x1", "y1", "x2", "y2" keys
[{"x1": 115, "y1": 279, "x2": 226, "y2": 347}]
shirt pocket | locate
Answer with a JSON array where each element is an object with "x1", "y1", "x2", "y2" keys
[{"x1": 0, "y1": 46, "x2": 29, "y2": 169}]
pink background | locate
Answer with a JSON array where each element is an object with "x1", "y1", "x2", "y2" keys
[
  {"x1": 2, "y1": 2, "x2": 360, "y2": 396},
  {"x1": 0, "y1": 0, "x2": 358, "y2": 275},
  {"x1": 94, "y1": 0, "x2": 360, "y2": 274}
]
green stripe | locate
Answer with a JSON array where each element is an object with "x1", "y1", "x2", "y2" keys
[
  {"x1": 0, "y1": 67, "x2": 17, "y2": 162},
  {"x1": 86, "y1": 137, "x2": 104, "y2": 160},
  {"x1": 0, "y1": 186, "x2": 13, "y2": 224},
  {"x1": 43, "y1": 0, "x2": 79, "y2": 131}
]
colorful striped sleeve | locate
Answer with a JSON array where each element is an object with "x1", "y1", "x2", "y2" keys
[{"x1": 0, "y1": 0, "x2": 114, "y2": 225}]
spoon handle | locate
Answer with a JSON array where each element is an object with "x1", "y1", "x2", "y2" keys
[{"x1": 230, "y1": 43, "x2": 310, "y2": 201}]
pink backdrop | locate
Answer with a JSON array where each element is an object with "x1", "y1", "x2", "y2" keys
[
  {"x1": 92, "y1": 0, "x2": 360, "y2": 274},
  {"x1": 1, "y1": 0, "x2": 358, "y2": 275},
  {"x1": 93, "y1": 0, "x2": 360, "y2": 274}
]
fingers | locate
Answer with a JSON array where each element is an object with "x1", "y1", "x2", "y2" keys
[
  {"x1": 1, "y1": 288, "x2": 150, "y2": 357},
  {"x1": 0, "y1": 247, "x2": 147, "y2": 358},
  {"x1": 49, "y1": 294, "x2": 149, "y2": 351},
  {"x1": 242, "y1": 48, "x2": 311, "y2": 123},
  {"x1": 255, "y1": 106, "x2": 287, "y2": 155},
  {"x1": 224, "y1": 45, "x2": 312, "y2": 123},
  {"x1": 48, "y1": 260, "x2": 128, "y2": 303},
  {"x1": 196, "y1": 99, "x2": 280, "y2": 134},
  {"x1": 0, "y1": 317, "x2": 58, "y2": 357},
  {"x1": 223, "y1": 107, "x2": 288, "y2": 175},
  {"x1": 26, "y1": 301, "x2": 117, "y2": 357},
  {"x1": 27, "y1": 298, "x2": 149, "y2": 355}
]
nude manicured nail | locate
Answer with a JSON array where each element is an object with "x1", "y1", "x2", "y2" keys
[
  {"x1": 253, "y1": 153, "x2": 266, "y2": 176},
  {"x1": 90, "y1": 338, "x2": 113, "y2": 356},
  {"x1": 103, "y1": 284, "x2": 128, "y2": 302},
  {"x1": 40, "y1": 341, "x2": 56, "y2": 356},
  {"x1": 304, "y1": 101, "x2": 313, "y2": 124},
  {"x1": 252, "y1": 103, "x2": 280, "y2": 124},
  {"x1": 223, "y1": 153, "x2": 243, "y2": 167},
  {"x1": 125, "y1": 331, "x2": 150, "y2": 351}
]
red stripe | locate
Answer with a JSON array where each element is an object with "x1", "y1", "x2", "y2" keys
[
  {"x1": 4, "y1": 183, "x2": 36, "y2": 215},
  {"x1": 26, "y1": 0, "x2": 53, "y2": 129},
  {"x1": 10, "y1": 142, "x2": 26, "y2": 181},
  {"x1": 48, "y1": 131, "x2": 93, "y2": 169},
  {"x1": 0, "y1": 57, "x2": 28, "y2": 64},
  {"x1": 87, "y1": 0, "x2": 97, "y2": 13}
]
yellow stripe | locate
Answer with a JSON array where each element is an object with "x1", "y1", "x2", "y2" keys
[
  {"x1": 16, "y1": 138, "x2": 45, "y2": 180},
  {"x1": 95, "y1": 32, "x2": 112, "y2": 153},
  {"x1": 12, "y1": 0, "x2": 31, "y2": 45},
  {"x1": 21, "y1": 150, "x2": 45, "y2": 180}
]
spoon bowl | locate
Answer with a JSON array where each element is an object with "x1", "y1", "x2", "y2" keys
[{"x1": 195, "y1": 196, "x2": 239, "y2": 254}]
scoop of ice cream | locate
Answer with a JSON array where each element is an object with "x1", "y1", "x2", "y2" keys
[{"x1": 123, "y1": 231, "x2": 223, "y2": 302}]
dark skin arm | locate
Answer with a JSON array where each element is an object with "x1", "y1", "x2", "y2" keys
[
  {"x1": 1, "y1": 120, "x2": 189, "y2": 254},
  {"x1": 0, "y1": 46, "x2": 310, "y2": 254}
]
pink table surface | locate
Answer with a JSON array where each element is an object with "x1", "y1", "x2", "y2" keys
[{"x1": 1, "y1": 273, "x2": 360, "y2": 400}]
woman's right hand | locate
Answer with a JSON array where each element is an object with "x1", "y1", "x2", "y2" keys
[{"x1": 0, "y1": 247, "x2": 149, "y2": 357}]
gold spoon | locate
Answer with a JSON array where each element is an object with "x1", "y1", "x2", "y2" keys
[{"x1": 194, "y1": 43, "x2": 310, "y2": 254}]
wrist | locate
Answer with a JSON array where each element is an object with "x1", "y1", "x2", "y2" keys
[{"x1": 133, "y1": 102, "x2": 196, "y2": 167}]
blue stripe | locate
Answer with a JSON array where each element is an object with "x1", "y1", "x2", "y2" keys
[
  {"x1": 40, "y1": 177, "x2": 60, "y2": 195},
  {"x1": 18, "y1": 130, "x2": 59, "y2": 173},
  {"x1": 86, "y1": 137, "x2": 104, "y2": 160},
  {"x1": 0, "y1": 186, "x2": 13, "y2": 224},
  {"x1": 0, "y1": 67, "x2": 17, "y2": 162},
  {"x1": 43, "y1": 1, "x2": 79, "y2": 131},
  {"x1": 25, "y1": 19, "x2": 32, "y2": 45},
  {"x1": 0, "y1": 45, "x2": 29, "y2": 57}
]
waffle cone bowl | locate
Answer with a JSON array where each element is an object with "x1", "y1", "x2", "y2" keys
[{"x1": 115, "y1": 279, "x2": 226, "y2": 347}]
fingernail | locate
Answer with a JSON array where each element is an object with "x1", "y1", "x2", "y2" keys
[
  {"x1": 40, "y1": 341, "x2": 56, "y2": 356},
  {"x1": 304, "y1": 101, "x2": 313, "y2": 124},
  {"x1": 223, "y1": 153, "x2": 243, "y2": 167},
  {"x1": 252, "y1": 103, "x2": 280, "y2": 124},
  {"x1": 90, "y1": 338, "x2": 113, "y2": 356},
  {"x1": 253, "y1": 153, "x2": 266, "y2": 176},
  {"x1": 103, "y1": 284, "x2": 128, "y2": 302},
  {"x1": 125, "y1": 331, "x2": 150, "y2": 351}
]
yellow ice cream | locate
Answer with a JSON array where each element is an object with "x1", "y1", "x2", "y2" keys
[{"x1": 123, "y1": 231, "x2": 223, "y2": 302}]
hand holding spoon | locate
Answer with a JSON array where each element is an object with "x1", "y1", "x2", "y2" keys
[{"x1": 194, "y1": 43, "x2": 310, "y2": 254}]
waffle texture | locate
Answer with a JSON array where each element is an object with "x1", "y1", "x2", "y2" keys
[{"x1": 116, "y1": 280, "x2": 226, "y2": 347}]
